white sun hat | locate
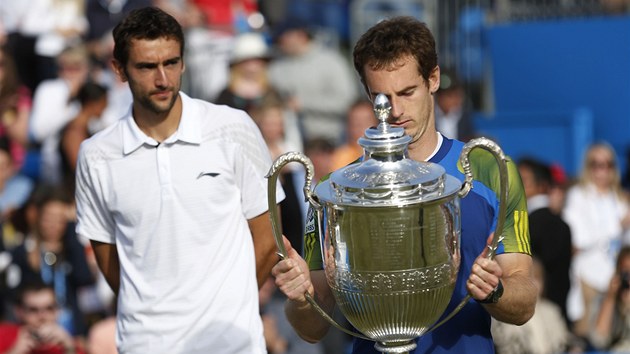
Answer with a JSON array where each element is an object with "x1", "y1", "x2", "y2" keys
[{"x1": 229, "y1": 32, "x2": 271, "y2": 65}]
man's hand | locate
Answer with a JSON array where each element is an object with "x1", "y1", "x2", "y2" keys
[
  {"x1": 32, "y1": 323, "x2": 75, "y2": 351},
  {"x1": 7, "y1": 327, "x2": 37, "y2": 354},
  {"x1": 271, "y1": 236, "x2": 313, "y2": 305},
  {"x1": 467, "y1": 234, "x2": 503, "y2": 302}
]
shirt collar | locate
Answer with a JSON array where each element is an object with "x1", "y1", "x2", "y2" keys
[
  {"x1": 122, "y1": 92, "x2": 202, "y2": 155},
  {"x1": 527, "y1": 194, "x2": 550, "y2": 213}
]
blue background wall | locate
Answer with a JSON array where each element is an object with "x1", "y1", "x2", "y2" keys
[{"x1": 474, "y1": 16, "x2": 630, "y2": 177}]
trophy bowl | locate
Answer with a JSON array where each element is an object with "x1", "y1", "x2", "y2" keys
[{"x1": 266, "y1": 94, "x2": 508, "y2": 354}]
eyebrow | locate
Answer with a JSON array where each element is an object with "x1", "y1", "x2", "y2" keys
[
  {"x1": 134, "y1": 56, "x2": 182, "y2": 68},
  {"x1": 369, "y1": 84, "x2": 418, "y2": 98}
]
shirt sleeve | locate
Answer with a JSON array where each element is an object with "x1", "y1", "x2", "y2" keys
[
  {"x1": 75, "y1": 141, "x2": 116, "y2": 244},
  {"x1": 468, "y1": 148, "x2": 531, "y2": 255}
]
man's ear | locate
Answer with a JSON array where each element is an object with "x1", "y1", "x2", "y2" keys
[
  {"x1": 111, "y1": 59, "x2": 128, "y2": 83},
  {"x1": 429, "y1": 66, "x2": 440, "y2": 94}
]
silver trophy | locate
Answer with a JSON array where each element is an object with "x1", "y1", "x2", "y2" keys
[{"x1": 267, "y1": 94, "x2": 509, "y2": 354}]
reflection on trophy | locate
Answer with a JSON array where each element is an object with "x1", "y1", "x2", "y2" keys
[{"x1": 266, "y1": 94, "x2": 509, "y2": 354}]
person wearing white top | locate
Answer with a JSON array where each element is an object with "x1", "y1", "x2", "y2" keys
[
  {"x1": 563, "y1": 142, "x2": 630, "y2": 339},
  {"x1": 75, "y1": 7, "x2": 283, "y2": 354}
]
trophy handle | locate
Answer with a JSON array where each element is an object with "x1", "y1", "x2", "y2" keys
[
  {"x1": 428, "y1": 137, "x2": 509, "y2": 332},
  {"x1": 265, "y1": 152, "x2": 371, "y2": 341},
  {"x1": 266, "y1": 151, "x2": 320, "y2": 259}
]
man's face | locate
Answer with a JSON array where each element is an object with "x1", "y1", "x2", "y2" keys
[
  {"x1": 17, "y1": 289, "x2": 58, "y2": 330},
  {"x1": 518, "y1": 166, "x2": 537, "y2": 199},
  {"x1": 363, "y1": 55, "x2": 439, "y2": 149},
  {"x1": 112, "y1": 38, "x2": 184, "y2": 116}
]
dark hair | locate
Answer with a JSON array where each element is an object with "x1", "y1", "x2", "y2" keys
[
  {"x1": 14, "y1": 279, "x2": 54, "y2": 306},
  {"x1": 77, "y1": 81, "x2": 108, "y2": 105},
  {"x1": 353, "y1": 16, "x2": 438, "y2": 88},
  {"x1": 112, "y1": 6, "x2": 185, "y2": 67},
  {"x1": 28, "y1": 184, "x2": 72, "y2": 211},
  {"x1": 518, "y1": 157, "x2": 553, "y2": 188},
  {"x1": 0, "y1": 135, "x2": 11, "y2": 158}
]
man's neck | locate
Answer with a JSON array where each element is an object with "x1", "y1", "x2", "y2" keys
[
  {"x1": 407, "y1": 131, "x2": 440, "y2": 162},
  {"x1": 133, "y1": 94, "x2": 182, "y2": 142}
]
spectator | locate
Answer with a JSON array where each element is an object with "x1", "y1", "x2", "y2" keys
[
  {"x1": 0, "y1": 136, "x2": 33, "y2": 232},
  {"x1": 591, "y1": 245, "x2": 630, "y2": 352},
  {"x1": 434, "y1": 68, "x2": 475, "y2": 142},
  {"x1": 216, "y1": 31, "x2": 302, "y2": 154},
  {"x1": 269, "y1": 18, "x2": 358, "y2": 145},
  {"x1": 9, "y1": 185, "x2": 94, "y2": 336},
  {"x1": 518, "y1": 157, "x2": 572, "y2": 325},
  {"x1": 249, "y1": 90, "x2": 304, "y2": 251},
  {"x1": 0, "y1": 45, "x2": 30, "y2": 168},
  {"x1": 59, "y1": 81, "x2": 108, "y2": 195},
  {"x1": 563, "y1": 142, "x2": 630, "y2": 341},
  {"x1": 330, "y1": 98, "x2": 376, "y2": 171},
  {"x1": 491, "y1": 257, "x2": 571, "y2": 354},
  {"x1": 28, "y1": 44, "x2": 90, "y2": 185},
  {"x1": 0, "y1": 280, "x2": 86, "y2": 353}
]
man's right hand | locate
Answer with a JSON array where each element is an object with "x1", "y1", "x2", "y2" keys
[{"x1": 271, "y1": 236, "x2": 314, "y2": 305}]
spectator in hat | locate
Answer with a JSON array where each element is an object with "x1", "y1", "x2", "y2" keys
[
  {"x1": 216, "y1": 31, "x2": 302, "y2": 154},
  {"x1": 269, "y1": 18, "x2": 358, "y2": 146}
]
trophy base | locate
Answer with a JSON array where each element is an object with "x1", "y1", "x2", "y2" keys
[{"x1": 374, "y1": 340, "x2": 416, "y2": 354}]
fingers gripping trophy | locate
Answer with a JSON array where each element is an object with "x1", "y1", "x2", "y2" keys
[{"x1": 266, "y1": 94, "x2": 509, "y2": 354}]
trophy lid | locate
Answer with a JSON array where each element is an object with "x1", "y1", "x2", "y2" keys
[{"x1": 316, "y1": 94, "x2": 461, "y2": 206}]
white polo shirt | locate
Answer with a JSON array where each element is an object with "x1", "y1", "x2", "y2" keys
[{"x1": 75, "y1": 92, "x2": 284, "y2": 354}]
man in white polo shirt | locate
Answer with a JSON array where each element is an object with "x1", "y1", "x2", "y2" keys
[{"x1": 74, "y1": 7, "x2": 283, "y2": 354}]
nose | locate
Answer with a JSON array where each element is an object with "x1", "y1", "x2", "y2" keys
[
  {"x1": 389, "y1": 97, "x2": 403, "y2": 119},
  {"x1": 155, "y1": 66, "x2": 168, "y2": 88}
]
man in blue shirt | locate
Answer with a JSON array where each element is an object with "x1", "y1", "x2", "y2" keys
[{"x1": 271, "y1": 16, "x2": 537, "y2": 354}]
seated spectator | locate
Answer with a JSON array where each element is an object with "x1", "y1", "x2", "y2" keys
[
  {"x1": 591, "y1": 245, "x2": 630, "y2": 352},
  {"x1": 0, "y1": 280, "x2": 85, "y2": 353},
  {"x1": 491, "y1": 258, "x2": 571, "y2": 354},
  {"x1": 9, "y1": 185, "x2": 94, "y2": 336}
]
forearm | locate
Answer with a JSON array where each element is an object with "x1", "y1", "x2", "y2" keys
[
  {"x1": 284, "y1": 272, "x2": 334, "y2": 342},
  {"x1": 90, "y1": 240, "x2": 120, "y2": 295},
  {"x1": 485, "y1": 254, "x2": 537, "y2": 325},
  {"x1": 249, "y1": 211, "x2": 278, "y2": 289},
  {"x1": 592, "y1": 293, "x2": 616, "y2": 347}
]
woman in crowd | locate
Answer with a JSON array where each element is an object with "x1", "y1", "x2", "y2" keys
[{"x1": 563, "y1": 142, "x2": 630, "y2": 341}]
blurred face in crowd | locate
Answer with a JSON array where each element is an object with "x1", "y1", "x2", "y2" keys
[
  {"x1": 255, "y1": 107, "x2": 285, "y2": 144},
  {"x1": 363, "y1": 55, "x2": 439, "y2": 150},
  {"x1": 585, "y1": 145, "x2": 617, "y2": 190},
  {"x1": 112, "y1": 38, "x2": 184, "y2": 116},
  {"x1": 37, "y1": 201, "x2": 68, "y2": 243},
  {"x1": 518, "y1": 165, "x2": 537, "y2": 200},
  {"x1": 17, "y1": 289, "x2": 58, "y2": 330},
  {"x1": 347, "y1": 102, "x2": 376, "y2": 145}
]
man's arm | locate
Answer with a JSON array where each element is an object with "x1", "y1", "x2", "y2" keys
[
  {"x1": 468, "y1": 249, "x2": 536, "y2": 325},
  {"x1": 272, "y1": 237, "x2": 335, "y2": 343},
  {"x1": 248, "y1": 210, "x2": 280, "y2": 289},
  {"x1": 90, "y1": 240, "x2": 120, "y2": 295}
]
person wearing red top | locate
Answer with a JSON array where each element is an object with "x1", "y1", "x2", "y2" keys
[{"x1": 0, "y1": 281, "x2": 84, "y2": 354}]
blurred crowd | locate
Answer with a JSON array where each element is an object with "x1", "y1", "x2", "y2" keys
[{"x1": 0, "y1": 1, "x2": 629, "y2": 354}]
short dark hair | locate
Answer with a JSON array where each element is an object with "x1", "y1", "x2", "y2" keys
[
  {"x1": 518, "y1": 157, "x2": 553, "y2": 187},
  {"x1": 77, "y1": 81, "x2": 108, "y2": 105},
  {"x1": 14, "y1": 279, "x2": 54, "y2": 307},
  {"x1": 353, "y1": 16, "x2": 438, "y2": 88},
  {"x1": 112, "y1": 6, "x2": 185, "y2": 67}
]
